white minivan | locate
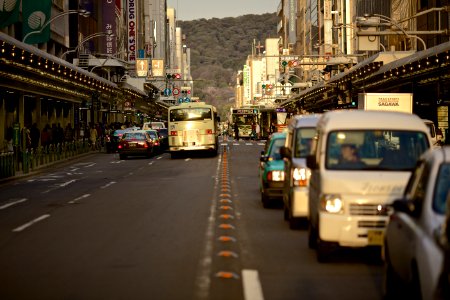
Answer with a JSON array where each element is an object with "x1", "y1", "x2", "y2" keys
[
  {"x1": 306, "y1": 110, "x2": 432, "y2": 262},
  {"x1": 280, "y1": 114, "x2": 321, "y2": 229}
]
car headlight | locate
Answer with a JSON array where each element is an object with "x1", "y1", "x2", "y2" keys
[
  {"x1": 292, "y1": 167, "x2": 310, "y2": 187},
  {"x1": 320, "y1": 194, "x2": 343, "y2": 213},
  {"x1": 267, "y1": 170, "x2": 285, "y2": 181}
]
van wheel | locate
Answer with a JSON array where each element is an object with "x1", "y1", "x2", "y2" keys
[
  {"x1": 383, "y1": 259, "x2": 403, "y2": 299},
  {"x1": 289, "y1": 215, "x2": 301, "y2": 230},
  {"x1": 119, "y1": 154, "x2": 126, "y2": 160}
]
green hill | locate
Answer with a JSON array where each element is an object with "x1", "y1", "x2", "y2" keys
[{"x1": 177, "y1": 13, "x2": 278, "y2": 117}]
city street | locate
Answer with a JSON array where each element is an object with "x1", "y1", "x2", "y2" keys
[{"x1": 0, "y1": 139, "x2": 383, "y2": 300}]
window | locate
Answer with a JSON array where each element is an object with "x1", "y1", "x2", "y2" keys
[
  {"x1": 170, "y1": 108, "x2": 212, "y2": 122},
  {"x1": 433, "y1": 163, "x2": 450, "y2": 214},
  {"x1": 294, "y1": 127, "x2": 316, "y2": 158}
]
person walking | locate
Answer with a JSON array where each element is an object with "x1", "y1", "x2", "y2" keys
[
  {"x1": 255, "y1": 122, "x2": 261, "y2": 140},
  {"x1": 89, "y1": 123, "x2": 98, "y2": 150},
  {"x1": 234, "y1": 122, "x2": 239, "y2": 141}
]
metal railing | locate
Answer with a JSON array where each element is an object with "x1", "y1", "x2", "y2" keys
[{"x1": 0, "y1": 140, "x2": 95, "y2": 180}]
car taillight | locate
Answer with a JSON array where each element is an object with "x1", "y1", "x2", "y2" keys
[
  {"x1": 118, "y1": 144, "x2": 123, "y2": 149},
  {"x1": 170, "y1": 131, "x2": 178, "y2": 136},
  {"x1": 267, "y1": 171, "x2": 284, "y2": 181},
  {"x1": 206, "y1": 129, "x2": 213, "y2": 134}
]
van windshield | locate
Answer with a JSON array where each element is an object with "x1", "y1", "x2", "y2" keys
[
  {"x1": 326, "y1": 130, "x2": 429, "y2": 171},
  {"x1": 294, "y1": 127, "x2": 316, "y2": 158}
]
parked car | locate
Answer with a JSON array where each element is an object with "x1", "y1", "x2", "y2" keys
[
  {"x1": 259, "y1": 132, "x2": 286, "y2": 208},
  {"x1": 117, "y1": 130, "x2": 155, "y2": 159},
  {"x1": 280, "y1": 114, "x2": 320, "y2": 229},
  {"x1": 383, "y1": 146, "x2": 450, "y2": 300}
]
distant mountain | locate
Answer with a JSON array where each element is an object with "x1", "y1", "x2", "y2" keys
[{"x1": 177, "y1": 13, "x2": 278, "y2": 117}]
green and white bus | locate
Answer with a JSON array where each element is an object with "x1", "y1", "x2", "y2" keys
[{"x1": 168, "y1": 102, "x2": 220, "y2": 158}]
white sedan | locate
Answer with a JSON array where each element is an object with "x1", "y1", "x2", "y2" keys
[{"x1": 383, "y1": 146, "x2": 450, "y2": 299}]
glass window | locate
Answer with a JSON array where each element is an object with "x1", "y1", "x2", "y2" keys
[
  {"x1": 170, "y1": 108, "x2": 212, "y2": 122},
  {"x1": 269, "y1": 138, "x2": 286, "y2": 160},
  {"x1": 433, "y1": 163, "x2": 450, "y2": 214},
  {"x1": 294, "y1": 127, "x2": 316, "y2": 158},
  {"x1": 326, "y1": 130, "x2": 429, "y2": 171}
]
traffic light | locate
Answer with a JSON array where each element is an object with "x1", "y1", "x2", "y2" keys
[{"x1": 166, "y1": 73, "x2": 181, "y2": 79}]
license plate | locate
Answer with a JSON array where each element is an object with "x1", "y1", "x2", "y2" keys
[
  {"x1": 129, "y1": 143, "x2": 136, "y2": 148},
  {"x1": 367, "y1": 230, "x2": 384, "y2": 246}
]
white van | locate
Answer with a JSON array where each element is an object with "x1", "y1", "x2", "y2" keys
[
  {"x1": 306, "y1": 110, "x2": 432, "y2": 262},
  {"x1": 280, "y1": 114, "x2": 321, "y2": 229},
  {"x1": 142, "y1": 121, "x2": 166, "y2": 130},
  {"x1": 423, "y1": 119, "x2": 443, "y2": 148}
]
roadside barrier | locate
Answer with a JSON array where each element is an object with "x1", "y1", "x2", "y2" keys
[{"x1": 0, "y1": 140, "x2": 91, "y2": 180}]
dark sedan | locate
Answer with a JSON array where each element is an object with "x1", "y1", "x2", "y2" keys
[{"x1": 117, "y1": 131, "x2": 155, "y2": 159}]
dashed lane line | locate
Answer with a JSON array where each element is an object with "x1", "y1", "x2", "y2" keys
[
  {"x1": 0, "y1": 198, "x2": 27, "y2": 210},
  {"x1": 242, "y1": 269, "x2": 264, "y2": 300},
  {"x1": 100, "y1": 181, "x2": 116, "y2": 189},
  {"x1": 12, "y1": 214, "x2": 51, "y2": 232},
  {"x1": 68, "y1": 194, "x2": 91, "y2": 204}
]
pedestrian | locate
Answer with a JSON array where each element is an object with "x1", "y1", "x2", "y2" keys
[
  {"x1": 30, "y1": 123, "x2": 40, "y2": 149},
  {"x1": 89, "y1": 123, "x2": 98, "y2": 150},
  {"x1": 234, "y1": 122, "x2": 239, "y2": 141},
  {"x1": 41, "y1": 124, "x2": 51, "y2": 147},
  {"x1": 64, "y1": 123, "x2": 74, "y2": 142},
  {"x1": 255, "y1": 122, "x2": 261, "y2": 140}
]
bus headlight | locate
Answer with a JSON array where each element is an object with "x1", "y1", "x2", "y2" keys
[
  {"x1": 267, "y1": 170, "x2": 285, "y2": 181},
  {"x1": 320, "y1": 194, "x2": 343, "y2": 213}
]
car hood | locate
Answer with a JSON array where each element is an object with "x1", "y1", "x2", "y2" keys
[{"x1": 321, "y1": 171, "x2": 411, "y2": 197}]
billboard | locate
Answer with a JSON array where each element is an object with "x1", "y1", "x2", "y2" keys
[
  {"x1": 127, "y1": 0, "x2": 137, "y2": 61},
  {"x1": 102, "y1": 0, "x2": 116, "y2": 55}
]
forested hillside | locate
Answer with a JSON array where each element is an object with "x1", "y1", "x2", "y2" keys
[{"x1": 177, "y1": 13, "x2": 278, "y2": 117}]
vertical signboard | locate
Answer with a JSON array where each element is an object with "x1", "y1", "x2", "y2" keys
[
  {"x1": 243, "y1": 65, "x2": 251, "y2": 105},
  {"x1": 102, "y1": 0, "x2": 116, "y2": 55},
  {"x1": 127, "y1": 0, "x2": 137, "y2": 61}
]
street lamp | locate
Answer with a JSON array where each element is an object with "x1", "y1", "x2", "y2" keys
[
  {"x1": 60, "y1": 32, "x2": 115, "y2": 60},
  {"x1": 22, "y1": 9, "x2": 91, "y2": 44}
]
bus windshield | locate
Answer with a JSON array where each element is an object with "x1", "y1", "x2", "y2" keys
[{"x1": 170, "y1": 108, "x2": 212, "y2": 122}]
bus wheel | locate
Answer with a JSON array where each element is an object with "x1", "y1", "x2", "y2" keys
[{"x1": 171, "y1": 152, "x2": 179, "y2": 159}]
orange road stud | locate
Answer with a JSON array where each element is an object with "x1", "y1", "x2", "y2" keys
[
  {"x1": 215, "y1": 271, "x2": 239, "y2": 279},
  {"x1": 217, "y1": 251, "x2": 239, "y2": 258},
  {"x1": 219, "y1": 224, "x2": 235, "y2": 229},
  {"x1": 219, "y1": 206, "x2": 233, "y2": 210},
  {"x1": 218, "y1": 236, "x2": 236, "y2": 242},
  {"x1": 219, "y1": 214, "x2": 234, "y2": 219}
]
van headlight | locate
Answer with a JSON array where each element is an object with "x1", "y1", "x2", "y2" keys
[{"x1": 320, "y1": 194, "x2": 343, "y2": 213}]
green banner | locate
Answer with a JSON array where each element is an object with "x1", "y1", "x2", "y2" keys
[
  {"x1": 0, "y1": 0, "x2": 20, "y2": 29},
  {"x1": 22, "y1": 0, "x2": 52, "y2": 44}
]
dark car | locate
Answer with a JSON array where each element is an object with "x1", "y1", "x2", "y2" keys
[
  {"x1": 156, "y1": 128, "x2": 168, "y2": 152},
  {"x1": 106, "y1": 128, "x2": 134, "y2": 153},
  {"x1": 143, "y1": 129, "x2": 162, "y2": 154},
  {"x1": 117, "y1": 130, "x2": 155, "y2": 159}
]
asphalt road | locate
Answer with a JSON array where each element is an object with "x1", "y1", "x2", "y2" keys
[{"x1": 0, "y1": 139, "x2": 383, "y2": 300}]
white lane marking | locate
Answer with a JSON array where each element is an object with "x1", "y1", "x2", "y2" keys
[
  {"x1": 194, "y1": 153, "x2": 221, "y2": 299},
  {"x1": 245, "y1": 143, "x2": 252, "y2": 145},
  {"x1": 0, "y1": 198, "x2": 27, "y2": 210},
  {"x1": 157, "y1": 156, "x2": 163, "y2": 160},
  {"x1": 257, "y1": 143, "x2": 265, "y2": 146},
  {"x1": 84, "y1": 163, "x2": 96, "y2": 168},
  {"x1": 220, "y1": 143, "x2": 228, "y2": 146},
  {"x1": 185, "y1": 158, "x2": 192, "y2": 161},
  {"x1": 68, "y1": 194, "x2": 91, "y2": 204},
  {"x1": 59, "y1": 179, "x2": 76, "y2": 187},
  {"x1": 242, "y1": 269, "x2": 264, "y2": 300},
  {"x1": 148, "y1": 162, "x2": 154, "y2": 165},
  {"x1": 12, "y1": 214, "x2": 50, "y2": 232},
  {"x1": 100, "y1": 181, "x2": 116, "y2": 189},
  {"x1": 233, "y1": 143, "x2": 239, "y2": 145}
]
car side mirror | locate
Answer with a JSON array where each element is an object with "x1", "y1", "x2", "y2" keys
[
  {"x1": 306, "y1": 154, "x2": 318, "y2": 169},
  {"x1": 391, "y1": 198, "x2": 422, "y2": 217},
  {"x1": 280, "y1": 146, "x2": 291, "y2": 160},
  {"x1": 260, "y1": 150, "x2": 268, "y2": 162}
]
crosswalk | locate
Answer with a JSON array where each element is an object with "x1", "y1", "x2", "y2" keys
[{"x1": 220, "y1": 138, "x2": 266, "y2": 146}]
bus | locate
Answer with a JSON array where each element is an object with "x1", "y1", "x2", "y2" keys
[
  {"x1": 231, "y1": 106, "x2": 287, "y2": 139},
  {"x1": 168, "y1": 102, "x2": 220, "y2": 158}
]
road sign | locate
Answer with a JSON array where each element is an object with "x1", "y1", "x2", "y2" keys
[
  {"x1": 163, "y1": 88, "x2": 171, "y2": 96},
  {"x1": 173, "y1": 88, "x2": 180, "y2": 96},
  {"x1": 136, "y1": 59, "x2": 149, "y2": 77}
]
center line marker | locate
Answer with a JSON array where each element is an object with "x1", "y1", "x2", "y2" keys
[
  {"x1": 242, "y1": 269, "x2": 264, "y2": 300},
  {"x1": 68, "y1": 194, "x2": 91, "y2": 204}
]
